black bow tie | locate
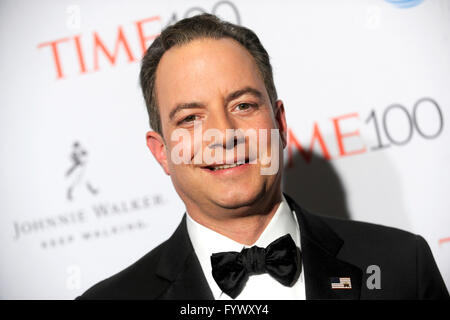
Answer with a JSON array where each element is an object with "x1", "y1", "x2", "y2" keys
[{"x1": 210, "y1": 234, "x2": 302, "y2": 299}]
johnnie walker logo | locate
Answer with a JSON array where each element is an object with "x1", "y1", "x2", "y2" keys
[{"x1": 65, "y1": 141, "x2": 99, "y2": 201}]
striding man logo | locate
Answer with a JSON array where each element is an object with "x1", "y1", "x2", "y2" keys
[{"x1": 65, "y1": 141, "x2": 99, "y2": 201}]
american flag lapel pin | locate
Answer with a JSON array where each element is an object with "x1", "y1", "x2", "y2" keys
[{"x1": 330, "y1": 277, "x2": 352, "y2": 289}]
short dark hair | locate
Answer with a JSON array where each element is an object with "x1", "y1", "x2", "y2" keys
[{"x1": 139, "y1": 13, "x2": 278, "y2": 136}]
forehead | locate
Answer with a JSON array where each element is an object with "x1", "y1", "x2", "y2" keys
[{"x1": 154, "y1": 37, "x2": 267, "y2": 115}]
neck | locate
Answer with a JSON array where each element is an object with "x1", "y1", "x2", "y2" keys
[{"x1": 185, "y1": 190, "x2": 283, "y2": 246}]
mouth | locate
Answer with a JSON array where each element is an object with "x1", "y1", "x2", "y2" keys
[
  {"x1": 201, "y1": 157, "x2": 251, "y2": 172},
  {"x1": 205, "y1": 163, "x2": 245, "y2": 171}
]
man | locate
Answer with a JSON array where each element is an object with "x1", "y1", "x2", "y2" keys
[{"x1": 77, "y1": 14, "x2": 448, "y2": 300}]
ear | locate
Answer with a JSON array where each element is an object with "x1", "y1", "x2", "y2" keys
[
  {"x1": 274, "y1": 100, "x2": 288, "y2": 148},
  {"x1": 146, "y1": 131, "x2": 170, "y2": 175}
]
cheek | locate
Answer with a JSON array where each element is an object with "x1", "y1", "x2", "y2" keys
[
  {"x1": 249, "y1": 109, "x2": 277, "y2": 130},
  {"x1": 254, "y1": 118, "x2": 282, "y2": 164},
  {"x1": 165, "y1": 131, "x2": 197, "y2": 166},
  {"x1": 251, "y1": 113, "x2": 279, "y2": 139}
]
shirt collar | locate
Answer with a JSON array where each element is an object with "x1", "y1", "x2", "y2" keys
[{"x1": 186, "y1": 195, "x2": 301, "y2": 298}]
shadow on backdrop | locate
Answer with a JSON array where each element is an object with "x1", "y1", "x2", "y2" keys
[{"x1": 282, "y1": 151, "x2": 351, "y2": 220}]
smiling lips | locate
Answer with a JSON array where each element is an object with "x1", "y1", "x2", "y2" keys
[
  {"x1": 201, "y1": 157, "x2": 253, "y2": 172},
  {"x1": 207, "y1": 163, "x2": 245, "y2": 171}
]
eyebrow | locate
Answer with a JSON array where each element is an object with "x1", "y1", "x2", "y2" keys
[
  {"x1": 168, "y1": 86, "x2": 264, "y2": 122},
  {"x1": 168, "y1": 102, "x2": 206, "y2": 122},
  {"x1": 224, "y1": 86, "x2": 263, "y2": 106}
]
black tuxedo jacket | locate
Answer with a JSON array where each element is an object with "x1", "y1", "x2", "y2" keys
[{"x1": 77, "y1": 194, "x2": 449, "y2": 300}]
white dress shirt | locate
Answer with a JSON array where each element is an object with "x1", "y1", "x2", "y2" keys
[{"x1": 186, "y1": 195, "x2": 306, "y2": 300}]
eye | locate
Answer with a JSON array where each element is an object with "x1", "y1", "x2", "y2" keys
[
  {"x1": 178, "y1": 114, "x2": 197, "y2": 125},
  {"x1": 235, "y1": 103, "x2": 257, "y2": 112}
]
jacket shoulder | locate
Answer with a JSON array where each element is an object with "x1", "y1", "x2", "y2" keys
[
  {"x1": 317, "y1": 213, "x2": 418, "y2": 244},
  {"x1": 76, "y1": 240, "x2": 170, "y2": 300},
  {"x1": 306, "y1": 212, "x2": 449, "y2": 299},
  {"x1": 308, "y1": 211, "x2": 420, "y2": 262}
]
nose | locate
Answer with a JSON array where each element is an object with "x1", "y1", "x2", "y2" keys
[
  {"x1": 199, "y1": 107, "x2": 248, "y2": 166},
  {"x1": 204, "y1": 108, "x2": 240, "y2": 150}
]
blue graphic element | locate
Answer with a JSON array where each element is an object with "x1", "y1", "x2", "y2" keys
[{"x1": 384, "y1": 0, "x2": 424, "y2": 8}]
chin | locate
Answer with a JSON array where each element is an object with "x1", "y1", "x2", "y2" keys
[{"x1": 210, "y1": 186, "x2": 263, "y2": 210}]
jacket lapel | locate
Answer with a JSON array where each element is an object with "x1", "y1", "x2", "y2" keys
[
  {"x1": 285, "y1": 194, "x2": 363, "y2": 300},
  {"x1": 154, "y1": 196, "x2": 362, "y2": 300},
  {"x1": 155, "y1": 215, "x2": 214, "y2": 300}
]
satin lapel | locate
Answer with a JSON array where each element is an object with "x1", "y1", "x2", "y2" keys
[
  {"x1": 301, "y1": 234, "x2": 363, "y2": 299},
  {"x1": 285, "y1": 194, "x2": 363, "y2": 300},
  {"x1": 155, "y1": 214, "x2": 214, "y2": 300}
]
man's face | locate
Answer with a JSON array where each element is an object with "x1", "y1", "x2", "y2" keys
[{"x1": 147, "y1": 38, "x2": 287, "y2": 218}]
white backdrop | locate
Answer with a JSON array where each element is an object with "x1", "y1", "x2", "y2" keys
[{"x1": 1, "y1": 0, "x2": 449, "y2": 299}]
